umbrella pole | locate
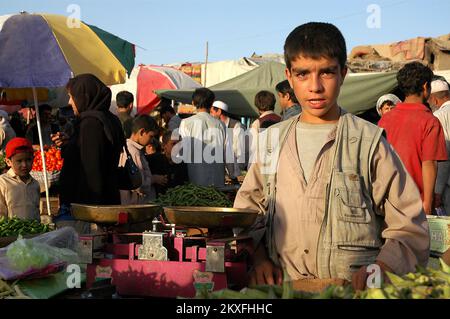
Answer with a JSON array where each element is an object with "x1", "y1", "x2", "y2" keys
[{"x1": 32, "y1": 87, "x2": 51, "y2": 216}]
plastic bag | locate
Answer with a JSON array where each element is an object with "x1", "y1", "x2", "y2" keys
[
  {"x1": 6, "y1": 237, "x2": 78, "y2": 271},
  {"x1": 0, "y1": 227, "x2": 79, "y2": 280}
]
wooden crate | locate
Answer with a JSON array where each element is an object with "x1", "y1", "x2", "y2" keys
[{"x1": 40, "y1": 197, "x2": 60, "y2": 216}]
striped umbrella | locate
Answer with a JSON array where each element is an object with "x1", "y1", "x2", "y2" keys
[
  {"x1": 0, "y1": 12, "x2": 135, "y2": 88},
  {"x1": 0, "y1": 12, "x2": 135, "y2": 215},
  {"x1": 110, "y1": 65, "x2": 201, "y2": 115}
]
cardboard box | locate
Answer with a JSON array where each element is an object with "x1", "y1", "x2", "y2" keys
[{"x1": 427, "y1": 216, "x2": 450, "y2": 254}]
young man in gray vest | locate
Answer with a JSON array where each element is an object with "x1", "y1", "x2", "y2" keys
[{"x1": 234, "y1": 22, "x2": 429, "y2": 291}]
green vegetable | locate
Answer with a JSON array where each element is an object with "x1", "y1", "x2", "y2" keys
[
  {"x1": 155, "y1": 183, "x2": 233, "y2": 207},
  {"x1": 0, "y1": 153, "x2": 7, "y2": 171},
  {"x1": 0, "y1": 217, "x2": 50, "y2": 237},
  {"x1": 193, "y1": 259, "x2": 450, "y2": 299},
  {"x1": 6, "y1": 235, "x2": 55, "y2": 271}
]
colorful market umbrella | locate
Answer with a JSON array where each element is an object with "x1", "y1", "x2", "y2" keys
[
  {"x1": 0, "y1": 12, "x2": 135, "y2": 88},
  {"x1": 0, "y1": 12, "x2": 135, "y2": 215},
  {"x1": 110, "y1": 65, "x2": 201, "y2": 115}
]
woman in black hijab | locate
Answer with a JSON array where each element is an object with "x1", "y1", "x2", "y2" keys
[{"x1": 54, "y1": 74, "x2": 125, "y2": 213}]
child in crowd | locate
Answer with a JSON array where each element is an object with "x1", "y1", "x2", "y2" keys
[
  {"x1": 0, "y1": 137, "x2": 40, "y2": 220},
  {"x1": 120, "y1": 115, "x2": 167, "y2": 204}
]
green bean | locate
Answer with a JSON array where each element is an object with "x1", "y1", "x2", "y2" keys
[
  {"x1": 155, "y1": 183, "x2": 233, "y2": 207},
  {"x1": 0, "y1": 217, "x2": 50, "y2": 237}
]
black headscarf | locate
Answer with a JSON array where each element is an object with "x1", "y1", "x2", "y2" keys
[
  {"x1": 66, "y1": 74, "x2": 125, "y2": 149},
  {"x1": 66, "y1": 73, "x2": 111, "y2": 113}
]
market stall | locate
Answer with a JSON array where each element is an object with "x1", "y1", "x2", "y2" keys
[{"x1": 72, "y1": 184, "x2": 257, "y2": 298}]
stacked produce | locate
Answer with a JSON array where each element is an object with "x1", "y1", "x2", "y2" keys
[
  {"x1": 0, "y1": 279, "x2": 31, "y2": 299},
  {"x1": 196, "y1": 259, "x2": 450, "y2": 299},
  {"x1": 32, "y1": 146, "x2": 63, "y2": 172},
  {"x1": 0, "y1": 216, "x2": 50, "y2": 237},
  {"x1": 155, "y1": 183, "x2": 233, "y2": 207}
]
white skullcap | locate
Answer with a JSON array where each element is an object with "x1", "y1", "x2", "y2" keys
[
  {"x1": 431, "y1": 80, "x2": 449, "y2": 94},
  {"x1": 376, "y1": 94, "x2": 401, "y2": 116},
  {"x1": 212, "y1": 100, "x2": 228, "y2": 112}
]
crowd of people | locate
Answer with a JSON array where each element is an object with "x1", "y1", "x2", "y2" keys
[{"x1": 0, "y1": 21, "x2": 450, "y2": 290}]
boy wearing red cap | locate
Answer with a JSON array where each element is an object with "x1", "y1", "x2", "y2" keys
[{"x1": 0, "y1": 137, "x2": 40, "y2": 220}]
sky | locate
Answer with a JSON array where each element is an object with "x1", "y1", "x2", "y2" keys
[{"x1": 1, "y1": 0, "x2": 449, "y2": 65}]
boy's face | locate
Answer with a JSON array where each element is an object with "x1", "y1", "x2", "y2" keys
[
  {"x1": 209, "y1": 107, "x2": 221, "y2": 119},
  {"x1": 286, "y1": 55, "x2": 347, "y2": 123},
  {"x1": 380, "y1": 101, "x2": 394, "y2": 116},
  {"x1": 6, "y1": 152, "x2": 33, "y2": 178},
  {"x1": 277, "y1": 92, "x2": 290, "y2": 110},
  {"x1": 138, "y1": 129, "x2": 157, "y2": 147}
]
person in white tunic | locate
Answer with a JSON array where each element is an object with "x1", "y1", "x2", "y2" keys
[
  {"x1": 210, "y1": 100, "x2": 247, "y2": 183},
  {"x1": 429, "y1": 79, "x2": 450, "y2": 215},
  {"x1": 178, "y1": 88, "x2": 225, "y2": 187}
]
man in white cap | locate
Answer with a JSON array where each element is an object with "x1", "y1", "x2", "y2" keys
[
  {"x1": 210, "y1": 100, "x2": 247, "y2": 183},
  {"x1": 429, "y1": 79, "x2": 450, "y2": 215},
  {"x1": 376, "y1": 94, "x2": 401, "y2": 117}
]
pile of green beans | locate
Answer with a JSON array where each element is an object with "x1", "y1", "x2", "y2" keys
[
  {"x1": 155, "y1": 183, "x2": 233, "y2": 207},
  {"x1": 0, "y1": 216, "x2": 50, "y2": 237}
]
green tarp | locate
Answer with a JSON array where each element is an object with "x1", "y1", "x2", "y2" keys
[{"x1": 156, "y1": 62, "x2": 398, "y2": 118}]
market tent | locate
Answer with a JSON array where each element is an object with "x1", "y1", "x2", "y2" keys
[
  {"x1": 110, "y1": 65, "x2": 201, "y2": 115},
  {"x1": 157, "y1": 61, "x2": 398, "y2": 117},
  {"x1": 200, "y1": 58, "x2": 259, "y2": 87}
]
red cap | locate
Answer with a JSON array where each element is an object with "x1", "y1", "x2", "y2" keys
[{"x1": 5, "y1": 137, "x2": 33, "y2": 159}]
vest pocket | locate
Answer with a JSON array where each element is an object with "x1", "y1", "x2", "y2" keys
[
  {"x1": 333, "y1": 172, "x2": 372, "y2": 224},
  {"x1": 336, "y1": 188, "x2": 372, "y2": 223},
  {"x1": 335, "y1": 246, "x2": 379, "y2": 281}
]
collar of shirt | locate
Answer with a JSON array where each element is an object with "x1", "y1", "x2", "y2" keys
[
  {"x1": 7, "y1": 168, "x2": 33, "y2": 184},
  {"x1": 296, "y1": 112, "x2": 338, "y2": 144},
  {"x1": 259, "y1": 111, "x2": 276, "y2": 118},
  {"x1": 440, "y1": 100, "x2": 450, "y2": 111},
  {"x1": 224, "y1": 117, "x2": 230, "y2": 127},
  {"x1": 127, "y1": 138, "x2": 144, "y2": 150},
  {"x1": 395, "y1": 102, "x2": 431, "y2": 112}
]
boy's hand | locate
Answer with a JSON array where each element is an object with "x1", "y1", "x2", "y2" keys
[
  {"x1": 351, "y1": 261, "x2": 392, "y2": 291},
  {"x1": 248, "y1": 244, "x2": 283, "y2": 286}
]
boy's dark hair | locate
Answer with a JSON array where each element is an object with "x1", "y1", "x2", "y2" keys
[
  {"x1": 381, "y1": 100, "x2": 395, "y2": 108},
  {"x1": 255, "y1": 90, "x2": 276, "y2": 112},
  {"x1": 397, "y1": 62, "x2": 433, "y2": 97},
  {"x1": 192, "y1": 88, "x2": 215, "y2": 109},
  {"x1": 275, "y1": 80, "x2": 299, "y2": 104},
  {"x1": 148, "y1": 137, "x2": 162, "y2": 153},
  {"x1": 116, "y1": 91, "x2": 134, "y2": 108},
  {"x1": 131, "y1": 115, "x2": 159, "y2": 134},
  {"x1": 284, "y1": 22, "x2": 347, "y2": 70}
]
